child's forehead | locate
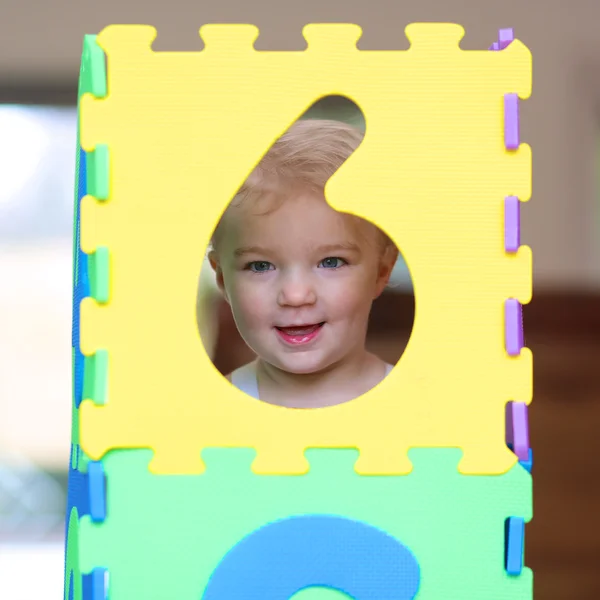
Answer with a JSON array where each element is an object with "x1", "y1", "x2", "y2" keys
[
  {"x1": 226, "y1": 192, "x2": 358, "y2": 233},
  {"x1": 219, "y1": 192, "x2": 378, "y2": 250}
]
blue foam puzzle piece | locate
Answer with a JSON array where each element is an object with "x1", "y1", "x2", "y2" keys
[
  {"x1": 64, "y1": 448, "x2": 107, "y2": 575},
  {"x1": 73, "y1": 145, "x2": 86, "y2": 345},
  {"x1": 505, "y1": 517, "x2": 525, "y2": 575},
  {"x1": 88, "y1": 461, "x2": 106, "y2": 523},
  {"x1": 203, "y1": 514, "x2": 420, "y2": 600},
  {"x1": 66, "y1": 449, "x2": 106, "y2": 523},
  {"x1": 74, "y1": 146, "x2": 90, "y2": 408},
  {"x1": 88, "y1": 460, "x2": 107, "y2": 523},
  {"x1": 83, "y1": 568, "x2": 108, "y2": 600},
  {"x1": 519, "y1": 448, "x2": 533, "y2": 473},
  {"x1": 65, "y1": 445, "x2": 91, "y2": 518},
  {"x1": 506, "y1": 443, "x2": 533, "y2": 474},
  {"x1": 64, "y1": 453, "x2": 108, "y2": 600},
  {"x1": 64, "y1": 444, "x2": 91, "y2": 598}
]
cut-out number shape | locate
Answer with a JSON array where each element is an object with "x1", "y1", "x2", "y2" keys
[
  {"x1": 203, "y1": 515, "x2": 420, "y2": 599},
  {"x1": 291, "y1": 588, "x2": 352, "y2": 599}
]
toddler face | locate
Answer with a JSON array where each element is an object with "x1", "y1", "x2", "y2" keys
[{"x1": 210, "y1": 192, "x2": 395, "y2": 375}]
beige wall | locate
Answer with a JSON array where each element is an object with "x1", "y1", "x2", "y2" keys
[{"x1": 2, "y1": 0, "x2": 600, "y2": 289}]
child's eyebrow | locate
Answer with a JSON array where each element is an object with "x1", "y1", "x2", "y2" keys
[
  {"x1": 314, "y1": 243, "x2": 361, "y2": 254},
  {"x1": 233, "y1": 246, "x2": 269, "y2": 257},
  {"x1": 233, "y1": 242, "x2": 361, "y2": 258}
]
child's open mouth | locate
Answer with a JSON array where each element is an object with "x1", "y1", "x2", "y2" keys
[{"x1": 275, "y1": 322, "x2": 325, "y2": 345}]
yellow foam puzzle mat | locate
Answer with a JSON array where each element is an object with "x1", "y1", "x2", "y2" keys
[{"x1": 66, "y1": 23, "x2": 534, "y2": 599}]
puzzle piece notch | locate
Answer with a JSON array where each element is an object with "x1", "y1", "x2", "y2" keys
[
  {"x1": 301, "y1": 23, "x2": 362, "y2": 53},
  {"x1": 80, "y1": 393, "x2": 520, "y2": 475},
  {"x1": 404, "y1": 22, "x2": 465, "y2": 51},
  {"x1": 202, "y1": 515, "x2": 420, "y2": 600},
  {"x1": 134, "y1": 446, "x2": 527, "y2": 480},
  {"x1": 94, "y1": 22, "x2": 523, "y2": 59},
  {"x1": 96, "y1": 23, "x2": 264, "y2": 55},
  {"x1": 200, "y1": 23, "x2": 261, "y2": 53},
  {"x1": 198, "y1": 446, "x2": 517, "y2": 478}
]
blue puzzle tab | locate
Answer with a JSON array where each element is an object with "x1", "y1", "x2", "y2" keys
[
  {"x1": 505, "y1": 517, "x2": 525, "y2": 575},
  {"x1": 83, "y1": 568, "x2": 109, "y2": 600}
]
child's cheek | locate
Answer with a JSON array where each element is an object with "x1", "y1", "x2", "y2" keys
[
  {"x1": 326, "y1": 273, "x2": 375, "y2": 320},
  {"x1": 228, "y1": 277, "x2": 272, "y2": 329},
  {"x1": 333, "y1": 289, "x2": 362, "y2": 318}
]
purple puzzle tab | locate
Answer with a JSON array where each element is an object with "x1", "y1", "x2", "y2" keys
[
  {"x1": 498, "y1": 28, "x2": 515, "y2": 49},
  {"x1": 504, "y1": 94, "x2": 520, "y2": 150},
  {"x1": 489, "y1": 27, "x2": 514, "y2": 51},
  {"x1": 510, "y1": 402, "x2": 530, "y2": 461},
  {"x1": 504, "y1": 196, "x2": 521, "y2": 252},
  {"x1": 505, "y1": 299, "x2": 524, "y2": 356},
  {"x1": 505, "y1": 402, "x2": 514, "y2": 446}
]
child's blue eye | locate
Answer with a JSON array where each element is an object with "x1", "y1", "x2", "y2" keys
[
  {"x1": 247, "y1": 261, "x2": 273, "y2": 273},
  {"x1": 319, "y1": 257, "x2": 346, "y2": 269}
]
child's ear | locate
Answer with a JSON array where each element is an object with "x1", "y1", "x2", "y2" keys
[
  {"x1": 208, "y1": 250, "x2": 229, "y2": 302},
  {"x1": 374, "y1": 245, "x2": 398, "y2": 298}
]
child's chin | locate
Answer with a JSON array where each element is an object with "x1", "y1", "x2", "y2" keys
[{"x1": 276, "y1": 356, "x2": 331, "y2": 375}]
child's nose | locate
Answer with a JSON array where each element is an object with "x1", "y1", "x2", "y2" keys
[{"x1": 277, "y1": 275, "x2": 317, "y2": 307}]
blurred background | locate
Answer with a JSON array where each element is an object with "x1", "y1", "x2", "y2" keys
[{"x1": 1, "y1": 0, "x2": 599, "y2": 598}]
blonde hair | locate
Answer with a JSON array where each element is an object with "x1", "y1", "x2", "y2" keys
[
  {"x1": 238, "y1": 119, "x2": 364, "y2": 200},
  {"x1": 212, "y1": 119, "x2": 395, "y2": 251}
]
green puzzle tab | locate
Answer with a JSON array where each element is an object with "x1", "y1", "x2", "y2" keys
[{"x1": 77, "y1": 448, "x2": 532, "y2": 599}]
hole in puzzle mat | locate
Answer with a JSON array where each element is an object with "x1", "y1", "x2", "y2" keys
[{"x1": 198, "y1": 95, "x2": 415, "y2": 409}]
